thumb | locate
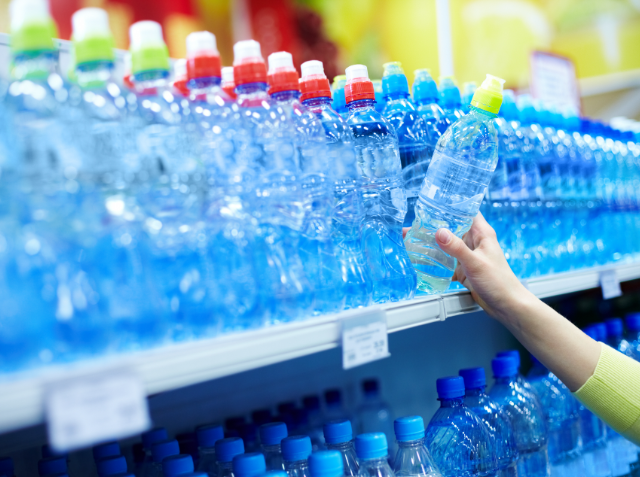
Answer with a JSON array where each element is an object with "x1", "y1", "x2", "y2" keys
[{"x1": 436, "y1": 228, "x2": 475, "y2": 264}]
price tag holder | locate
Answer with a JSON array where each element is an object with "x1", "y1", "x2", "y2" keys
[
  {"x1": 342, "y1": 308, "x2": 390, "y2": 370},
  {"x1": 600, "y1": 269, "x2": 622, "y2": 300},
  {"x1": 46, "y1": 368, "x2": 150, "y2": 452}
]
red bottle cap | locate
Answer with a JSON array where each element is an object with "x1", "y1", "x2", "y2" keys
[
  {"x1": 233, "y1": 40, "x2": 267, "y2": 86},
  {"x1": 344, "y1": 64, "x2": 375, "y2": 104},
  {"x1": 299, "y1": 60, "x2": 331, "y2": 102},
  {"x1": 267, "y1": 51, "x2": 300, "y2": 94},
  {"x1": 186, "y1": 31, "x2": 221, "y2": 80}
]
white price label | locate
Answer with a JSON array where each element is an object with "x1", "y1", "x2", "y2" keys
[
  {"x1": 46, "y1": 368, "x2": 150, "y2": 452},
  {"x1": 600, "y1": 270, "x2": 622, "y2": 300},
  {"x1": 342, "y1": 308, "x2": 390, "y2": 369}
]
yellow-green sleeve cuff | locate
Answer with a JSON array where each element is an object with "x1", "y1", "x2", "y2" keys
[{"x1": 573, "y1": 343, "x2": 640, "y2": 446}]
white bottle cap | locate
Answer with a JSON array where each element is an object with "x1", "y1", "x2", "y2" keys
[
  {"x1": 345, "y1": 64, "x2": 369, "y2": 82},
  {"x1": 301, "y1": 60, "x2": 324, "y2": 78},
  {"x1": 72, "y1": 7, "x2": 110, "y2": 41},
  {"x1": 186, "y1": 31, "x2": 218, "y2": 57},
  {"x1": 233, "y1": 39, "x2": 262, "y2": 63},
  {"x1": 10, "y1": 0, "x2": 50, "y2": 32},
  {"x1": 173, "y1": 58, "x2": 187, "y2": 79},
  {"x1": 222, "y1": 66, "x2": 234, "y2": 83},
  {"x1": 267, "y1": 51, "x2": 293, "y2": 73},
  {"x1": 129, "y1": 20, "x2": 164, "y2": 50}
]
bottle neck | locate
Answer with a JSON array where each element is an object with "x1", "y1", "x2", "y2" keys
[
  {"x1": 76, "y1": 60, "x2": 115, "y2": 89},
  {"x1": 415, "y1": 97, "x2": 437, "y2": 107},
  {"x1": 302, "y1": 96, "x2": 332, "y2": 107},
  {"x1": 469, "y1": 105, "x2": 497, "y2": 119},
  {"x1": 464, "y1": 387, "x2": 485, "y2": 398},
  {"x1": 439, "y1": 397, "x2": 464, "y2": 407},
  {"x1": 199, "y1": 446, "x2": 215, "y2": 456},
  {"x1": 397, "y1": 438, "x2": 424, "y2": 449},
  {"x1": 188, "y1": 76, "x2": 222, "y2": 90},
  {"x1": 236, "y1": 81, "x2": 269, "y2": 97},
  {"x1": 271, "y1": 89, "x2": 300, "y2": 101},
  {"x1": 494, "y1": 376, "x2": 517, "y2": 386},
  {"x1": 360, "y1": 457, "x2": 388, "y2": 467},
  {"x1": 262, "y1": 443, "x2": 281, "y2": 453},
  {"x1": 385, "y1": 91, "x2": 410, "y2": 101},
  {"x1": 284, "y1": 459, "x2": 308, "y2": 469},
  {"x1": 132, "y1": 69, "x2": 170, "y2": 91},
  {"x1": 12, "y1": 50, "x2": 58, "y2": 80},
  {"x1": 325, "y1": 441, "x2": 353, "y2": 451},
  {"x1": 347, "y1": 98, "x2": 375, "y2": 112}
]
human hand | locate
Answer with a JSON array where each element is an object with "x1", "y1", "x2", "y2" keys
[{"x1": 433, "y1": 213, "x2": 533, "y2": 320}]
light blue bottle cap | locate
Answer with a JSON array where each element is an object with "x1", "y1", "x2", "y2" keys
[
  {"x1": 93, "y1": 442, "x2": 120, "y2": 461},
  {"x1": 97, "y1": 456, "x2": 127, "y2": 477},
  {"x1": 459, "y1": 367, "x2": 486, "y2": 389},
  {"x1": 282, "y1": 435, "x2": 312, "y2": 462},
  {"x1": 151, "y1": 439, "x2": 180, "y2": 463},
  {"x1": 382, "y1": 62, "x2": 409, "y2": 97},
  {"x1": 412, "y1": 69, "x2": 439, "y2": 104},
  {"x1": 196, "y1": 424, "x2": 224, "y2": 448},
  {"x1": 323, "y1": 420, "x2": 353, "y2": 444},
  {"x1": 308, "y1": 451, "x2": 344, "y2": 477},
  {"x1": 355, "y1": 433, "x2": 388, "y2": 459},
  {"x1": 0, "y1": 457, "x2": 14, "y2": 477},
  {"x1": 142, "y1": 428, "x2": 168, "y2": 449},
  {"x1": 38, "y1": 458, "x2": 67, "y2": 476},
  {"x1": 606, "y1": 318, "x2": 623, "y2": 338},
  {"x1": 232, "y1": 453, "x2": 267, "y2": 477},
  {"x1": 259, "y1": 422, "x2": 288, "y2": 446},
  {"x1": 517, "y1": 94, "x2": 537, "y2": 125},
  {"x1": 393, "y1": 416, "x2": 425, "y2": 441},
  {"x1": 215, "y1": 437, "x2": 245, "y2": 463},
  {"x1": 492, "y1": 357, "x2": 518, "y2": 378},
  {"x1": 438, "y1": 77, "x2": 461, "y2": 109},
  {"x1": 496, "y1": 350, "x2": 521, "y2": 369},
  {"x1": 500, "y1": 90, "x2": 518, "y2": 121},
  {"x1": 162, "y1": 454, "x2": 194, "y2": 477},
  {"x1": 436, "y1": 376, "x2": 465, "y2": 399}
]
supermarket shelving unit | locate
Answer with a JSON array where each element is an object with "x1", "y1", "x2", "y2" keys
[{"x1": 0, "y1": 261, "x2": 639, "y2": 436}]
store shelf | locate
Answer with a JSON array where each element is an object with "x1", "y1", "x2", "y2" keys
[{"x1": 0, "y1": 262, "x2": 639, "y2": 436}]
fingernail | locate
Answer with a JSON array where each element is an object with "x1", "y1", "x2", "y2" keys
[{"x1": 436, "y1": 228, "x2": 451, "y2": 245}]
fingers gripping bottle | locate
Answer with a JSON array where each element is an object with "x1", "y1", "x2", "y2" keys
[
  {"x1": 344, "y1": 64, "x2": 417, "y2": 303},
  {"x1": 299, "y1": 60, "x2": 372, "y2": 310},
  {"x1": 267, "y1": 52, "x2": 346, "y2": 316},
  {"x1": 404, "y1": 74, "x2": 505, "y2": 294},
  {"x1": 381, "y1": 62, "x2": 431, "y2": 227}
]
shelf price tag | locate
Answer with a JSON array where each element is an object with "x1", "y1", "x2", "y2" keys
[
  {"x1": 342, "y1": 308, "x2": 390, "y2": 370},
  {"x1": 46, "y1": 368, "x2": 150, "y2": 452},
  {"x1": 600, "y1": 269, "x2": 622, "y2": 300}
]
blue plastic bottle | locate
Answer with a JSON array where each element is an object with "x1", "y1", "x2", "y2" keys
[
  {"x1": 299, "y1": 60, "x2": 373, "y2": 310},
  {"x1": 437, "y1": 77, "x2": 465, "y2": 124},
  {"x1": 404, "y1": 74, "x2": 504, "y2": 293},
  {"x1": 624, "y1": 314, "x2": 640, "y2": 359},
  {"x1": 411, "y1": 69, "x2": 447, "y2": 148},
  {"x1": 98, "y1": 455, "x2": 128, "y2": 476},
  {"x1": 332, "y1": 75, "x2": 348, "y2": 116},
  {"x1": 459, "y1": 367, "x2": 518, "y2": 477},
  {"x1": 489, "y1": 357, "x2": 549, "y2": 477},
  {"x1": 424, "y1": 376, "x2": 497, "y2": 476},
  {"x1": 381, "y1": 62, "x2": 431, "y2": 227},
  {"x1": 163, "y1": 455, "x2": 195, "y2": 477},
  {"x1": 354, "y1": 433, "x2": 395, "y2": 477},
  {"x1": 343, "y1": 64, "x2": 417, "y2": 303},
  {"x1": 392, "y1": 416, "x2": 442, "y2": 477},
  {"x1": 94, "y1": 442, "x2": 121, "y2": 463},
  {"x1": 325, "y1": 389, "x2": 351, "y2": 422},
  {"x1": 38, "y1": 457, "x2": 68, "y2": 477},
  {"x1": 211, "y1": 437, "x2": 244, "y2": 477},
  {"x1": 195, "y1": 424, "x2": 224, "y2": 475},
  {"x1": 260, "y1": 422, "x2": 288, "y2": 471},
  {"x1": 309, "y1": 451, "x2": 345, "y2": 477},
  {"x1": 267, "y1": 51, "x2": 345, "y2": 316},
  {"x1": 147, "y1": 440, "x2": 181, "y2": 477},
  {"x1": 461, "y1": 82, "x2": 477, "y2": 114},
  {"x1": 372, "y1": 80, "x2": 387, "y2": 113},
  {"x1": 356, "y1": 379, "x2": 395, "y2": 461},
  {"x1": 233, "y1": 453, "x2": 267, "y2": 477},
  {"x1": 282, "y1": 436, "x2": 312, "y2": 477},
  {"x1": 323, "y1": 420, "x2": 359, "y2": 476}
]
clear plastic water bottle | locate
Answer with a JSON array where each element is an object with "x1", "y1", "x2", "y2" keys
[
  {"x1": 97, "y1": 455, "x2": 128, "y2": 476},
  {"x1": 267, "y1": 51, "x2": 345, "y2": 316},
  {"x1": 196, "y1": 424, "x2": 224, "y2": 475},
  {"x1": 437, "y1": 77, "x2": 465, "y2": 124},
  {"x1": 163, "y1": 455, "x2": 195, "y2": 477},
  {"x1": 332, "y1": 75, "x2": 348, "y2": 117},
  {"x1": 299, "y1": 60, "x2": 372, "y2": 310},
  {"x1": 403, "y1": 74, "x2": 505, "y2": 293},
  {"x1": 344, "y1": 64, "x2": 417, "y2": 303},
  {"x1": 411, "y1": 69, "x2": 447, "y2": 149},
  {"x1": 232, "y1": 39, "x2": 314, "y2": 324},
  {"x1": 392, "y1": 416, "x2": 442, "y2": 477},
  {"x1": 356, "y1": 379, "x2": 395, "y2": 460},
  {"x1": 323, "y1": 420, "x2": 359, "y2": 476},
  {"x1": 489, "y1": 357, "x2": 549, "y2": 477},
  {"x1": 424, "y1": 376, "x2": 497, "y2": 476},
  {"x1": 324, "y1": 389, "x2": 351, "y2": 422},
  {"x1": 233, "y1": 453, "x2": 267, "y2": 477},
  {"x1": 94, "y1": 442, "x2": 121, "y2": 465},
  {"x1": 210, "y1": 437, "x2": 244, "y2": 477},
  {"x1": 354, "y1": 433, "x2": 395, "y2": 477},
  {"x1": 221, "y1": 66, "x2": 237, "y2": 99},
  {"x1": 309, "y1": 451, "x2": 345, "y2": 477},
  {"x1": 459, "y1": 367, "x2": 518, "y2": 477},
  {"x1": 282, "y1": 436, "x2": 312, "y2": 477},
  {"x1": 461, "y1": 82, "x2": 477, "y2": 115},
  {"x1": 260, "y1": 422, "x2": 288, "y2": 471},
  {"x1": 372, "y1": 80, "x2": 387, "y2": 113},
  {"x1": 147, "y1": 440, "x2": 181, "y2": 477},
  {"x1": 381, "y1": 62, "x2": 431, "y2": 227}
]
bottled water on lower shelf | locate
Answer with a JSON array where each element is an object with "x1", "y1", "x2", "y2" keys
[{"x1": 393, "y1": 416, "x2": 441, "y2": 477}]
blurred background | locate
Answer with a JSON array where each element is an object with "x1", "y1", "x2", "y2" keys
[{"x1": 1, "y1": 0, "x2": 639, "y2": 119}]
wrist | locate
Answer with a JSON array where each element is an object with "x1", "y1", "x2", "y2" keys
[{"x1": 492, "y1": 280, "x2": 538, "y2": 328}]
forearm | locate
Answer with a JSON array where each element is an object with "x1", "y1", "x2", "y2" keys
[{"x1": 491, "y1": 290, "x2": 601, "y2": 392}]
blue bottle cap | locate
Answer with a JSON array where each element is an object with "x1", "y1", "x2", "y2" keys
[
  {"x1": 252, "y1": 409, "x2": 273, "y2": 425},
  {"x1": 97, "y1": 456, "x2": 127, "y2": 477},
  {"x1": 393, "y1": 416, "x2": 425, "y2": 441},
  {"x1": 517, "y1": 94, "x2": 537, "y2": 125},
  {"x1": 496, "y1": 350, "x2": 521, "y2": 369},
  {"x1": 436, "y1": 376, "x2": 465, "y2": 399},
  {"x1": 162, "y1": 454, "x2": 194, "y2": 477},
  {"x1": 232, "y1": 453, "x2": 267, "y2": 477},
  {"x1": 492, "y1": 357, "x2": 518, "y2": 378},
  {"x1": 355, "y1": 433, "x2": 388, "y2": 460},
  {"x1": 459, "y1": 367, "x2": 487, "y2": 389},
  {"x1": 438, "y1": 77, "x2": 461, "y2": 109},
  {"x1": 215, "y1": 437, "x2": 245, "y2": 463},
  {"x1": 308, "y1": 451, "x2": 344, "y2": 477},
  {"x1": 500, "y1": 89, "x2": 518, "y2": 121},
  {"x1": 0, "y1": 457, "x2": 14, "y2": 477},
  {"x1": 259, "y1": 422, "x2": 288, "y2": 446},
  {"x1": 412, "y1": 70, "x2": 439, "y2": 104},
  {"x1": 382, "y1": 62, "x2": 409, "y2": 97},
  {"x1": 605, "y1": 318, "x2": 623, "y2": 338},
  {"x1": 626, "y1": 313, "x2": 640, "y2": 332},
  {"x1": 584, "y1": 326, "x2": 599, "y2": 340},
  {"x1": 152, "y1": 439, "x2": 180, "y2": 463},
  {"x1": 594, "y1": 323, "x2": 607, "y2": 342},
  {"x1": 196, "y1": 424, "x2": 224, "y2": 448},
  {"x1": 282, "y1": 435, "x2": 312, "y2": 462},
  {"x1": 93, "y1": 442, "x2": 121, "y2": 461},
  {"x1": 302, "y1": 395, "x2": 320, "y2": 411},
  {"x1": 324, "y1": 389, "x2": 342, "y2": 406},
  {"x1": 323, "y1": 419, "x2": 353, "y2": 444},
  {"x1": 38, "y1": 457, "x2": 67, "y2": 476},
  {"x1": 142, "y1": 428, "x2": 168, "y2": 450}
]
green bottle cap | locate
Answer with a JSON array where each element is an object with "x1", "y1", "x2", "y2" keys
[
  {"x1": 129, "y1": 20, "x2": 170, "y2": 75},
  {"x1": 71, "y1": 8, "x2": 115, "y2": 65}
]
